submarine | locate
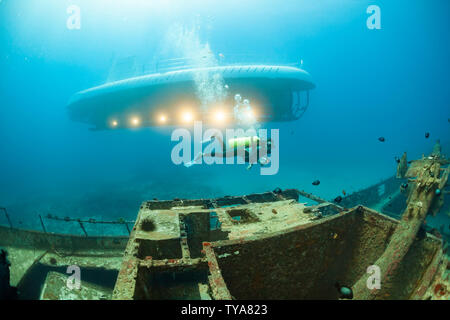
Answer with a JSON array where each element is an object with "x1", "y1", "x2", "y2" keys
[{"x1": 67, "y1": 64, "x2": 315, "y2": 130}]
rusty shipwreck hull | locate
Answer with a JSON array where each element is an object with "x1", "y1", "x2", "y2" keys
[
  {"x1": 0, "y1": 225, "x2": 128, "y2": 299},
  {"x1": 203, "y1": 207, "x2": 444, "y2": 300},
  {"x1": 113, "y1": 189, "x2": 448, "y2": 300},
  {"x1": 0, "y1": 188, "x2": 447, "y2": 300}
]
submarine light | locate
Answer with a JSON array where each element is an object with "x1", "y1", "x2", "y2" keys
[
  {"x1": 214, "y1": 111, "x2": 226, "y2": 122},
  {"x1": 159, "y1": 115, "x2": 167, "y2": 123},
  {"x1": 245, "y1": 110, "x2": 255, "y2": 120},
  {"x1": 238, "y1": 108, "x2": 257, "y2": 125},
  {"x1": 111, "y1": 120, "x2": 118, "y2": 127},
  {"x1": 182, "y1": 111, "x2": 193, "y2": 123},
  {"x1": 131, "y1": 117, "x2": 140, "y2": 126}
]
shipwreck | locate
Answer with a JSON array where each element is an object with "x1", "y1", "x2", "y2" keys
[{"x1": 0, "y1": 141, "x2": 448, "y2": 300}]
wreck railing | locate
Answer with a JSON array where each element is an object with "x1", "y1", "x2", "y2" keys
[
  {"x1": 1, "y1": 178, "x2": 428, "y2": 237},
  {"x1": 0, "y1": 208, "x2": 135, "y2": 237},
  {"x1": 0, "y1": 187, "x2": 354, "y2": 237},
  {"x1": 41, "y1": 215, "x2": 135, "y2": 236},
  {"x1": 0, "y1": 207, "x2": 13, "y2": 229}
]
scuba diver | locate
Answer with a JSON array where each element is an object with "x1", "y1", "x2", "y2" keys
[
  {"x1": 185, "y1": 93, "x2": 272, "y2": 170},
  {"x1": 184, "y1": 134, "x2": 272, "y2": 170}
]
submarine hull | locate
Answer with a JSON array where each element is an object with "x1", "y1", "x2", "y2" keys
[{"x1": 67, "y1": 65, "x2": 315, "y2": 129}]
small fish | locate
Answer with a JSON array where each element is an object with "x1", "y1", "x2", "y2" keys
[
  {"x1": 425, "y1": 132, "x2": 430, "y2": 139},
  {"x1": 273, "y1": 187, "x2": 282, "y2": 194},
  {"x1": 395, "y1": 157, "x2": 400, "y2": 163},
  {"x1": 401, "y1": 183, "x2": 408, "y2": 189},
  {"x1": 312, "y1": 180, "x2": 320, "y2": 186},
  {"x1": 342, "y1": 190, "x2": 346, "y2": 196},
  {"x1": 335, "y1": 282, "x2": 353, "y2": 299},
  {"x1": 378, "y1": 137, "x2": 385, "y2": 142},
  {"x1": 334, "y1": 196, "x2": 343, "y2": 203}
]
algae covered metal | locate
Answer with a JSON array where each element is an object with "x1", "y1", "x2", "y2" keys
[{"x1": 0, "y1": 143, "x2": 448, "y2": 300}]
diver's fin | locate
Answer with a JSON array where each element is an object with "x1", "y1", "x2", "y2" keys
[
  {"x1": 184, "y1": 152, "x2": 203, "y2": 168},
  {"x1": 184, "y1": 160, "x2": 196, "y2": 168}
]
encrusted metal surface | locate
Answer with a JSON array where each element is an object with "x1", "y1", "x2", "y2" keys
[
  {"x1": 112, "y1": 188, "x2": 448, "y2": 300},
  {"x1": 1, "y1": 173, "x2": 447, "y2": 300}
]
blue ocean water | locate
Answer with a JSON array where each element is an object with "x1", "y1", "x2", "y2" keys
[{"x1": 0, "y1": 0, "x2": 449, "y2": 234}]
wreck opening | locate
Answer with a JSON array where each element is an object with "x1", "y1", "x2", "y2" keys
[
  {"x1": 137, "y1": 238, "x2": 183, "y2": 260},
  {"x1": 18, "y1": 264, "x2": 118, "y2": 300},
  {"x1": 134, "y1": 265, "x2": 210, "y2": 300},
  {"x1": 226, "y1": 208, "x2": 259, "y2": 224}
]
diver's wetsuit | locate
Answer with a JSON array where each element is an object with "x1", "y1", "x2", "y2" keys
[
  {"x1": 210, "y1": 137, "x2": 271, "y2": 164},
  {"x1": 210, "y1": 143, "x2": 251, "y2": 162},
  {"x1": 185, "y1": 136, "x2": 272, "y2": 168}
]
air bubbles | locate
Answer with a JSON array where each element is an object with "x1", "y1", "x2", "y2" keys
[{"x1": 234, "y1": 94, "x2": 242, "y2": 103}]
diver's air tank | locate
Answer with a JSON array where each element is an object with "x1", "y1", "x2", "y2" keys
[{"x1": 228, "y1": 136, "x2": 260, "y2": 149}]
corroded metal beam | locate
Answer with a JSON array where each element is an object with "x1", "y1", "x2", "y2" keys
[{"x1": 352, "y1": 141, "x2": 449, "y2": 299}]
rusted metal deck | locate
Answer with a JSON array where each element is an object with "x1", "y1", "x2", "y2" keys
[
  {"x1": 112, "y1": 189, "x2": 448, "y2": 300},
  {"x1": 1, "y1": 145, "x2": 448, "y2": 300}
]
